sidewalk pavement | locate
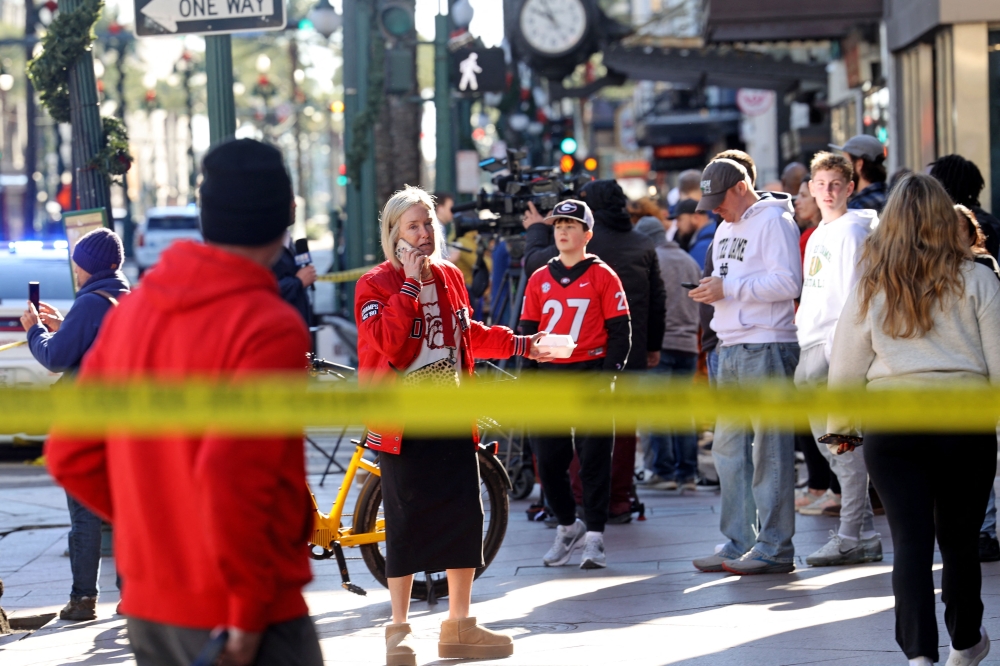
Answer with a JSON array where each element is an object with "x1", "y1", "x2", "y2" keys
[{"x1": 2, "y1": 434, "x2": 999, "y2": 665}]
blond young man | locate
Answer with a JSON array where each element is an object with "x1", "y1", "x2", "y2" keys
[{"x1": 795, "y1": 152, "x2": 882, "y2": 566}]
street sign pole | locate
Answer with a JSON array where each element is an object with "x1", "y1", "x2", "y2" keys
[
  {"x1": 135, "y1": 0, "x2": 286, "y2": 148},
  {"x1": 206, "y1": 34, "x2": 236, "y2": 145}
]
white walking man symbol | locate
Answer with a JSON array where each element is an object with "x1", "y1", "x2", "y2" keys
[{"x1": 458, "y1": 52, "x2": 482, "y2": 92}]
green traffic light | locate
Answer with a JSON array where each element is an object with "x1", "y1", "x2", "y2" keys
[
  {"x1": 336, "y1": 175, "x2": 348, "y2": 186},
  {"x1": 560, "y1": 137, "x2": 578, "y2": 154}
]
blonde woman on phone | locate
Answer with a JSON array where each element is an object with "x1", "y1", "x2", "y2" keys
[{"x1": 354, "y1": 186, "x2": 548, "y2": 666}]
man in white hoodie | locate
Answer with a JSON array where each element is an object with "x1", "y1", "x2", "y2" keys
[
  {"x1": 689, "y1": 159, "x2": 802, "y2": 575},
  {"x1": 795, "y1": 152, "x2": 883, "y2": 567}
]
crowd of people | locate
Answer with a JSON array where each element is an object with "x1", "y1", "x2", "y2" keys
[{"x1": 27, "y1": 133, "x2": 1000, "y2": 666}]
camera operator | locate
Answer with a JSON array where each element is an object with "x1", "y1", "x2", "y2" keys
[
  {"x1": 523, "y1": 180, "x2": 666, "y2": 521},
  {"x1": 355, "y1": 185, "x2": 548, "y2": 666},
  {"x1": 20, "y1": 227, "x2": 129, "y2": 623}
]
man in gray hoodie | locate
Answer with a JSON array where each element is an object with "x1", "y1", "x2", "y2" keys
[{"x1": 635, "y1": 216, "x2": 702, "y2": 490}]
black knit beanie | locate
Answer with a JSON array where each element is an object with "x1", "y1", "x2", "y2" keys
[{"x1": 198, "y1": 139, "x2": 292, "y2": 246}]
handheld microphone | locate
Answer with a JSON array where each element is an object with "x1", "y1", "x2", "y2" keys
[{"x1": 294, "y1": 238, "x2": 315, "y2": 292}]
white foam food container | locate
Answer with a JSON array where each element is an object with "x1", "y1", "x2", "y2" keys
[{"x1": 536, "y1": 334, "x2": 576, "y2": 359}]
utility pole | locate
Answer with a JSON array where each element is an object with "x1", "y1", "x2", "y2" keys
[
  {"x1": 24, "y1": 0, "x2": 38, "y2": 236},
  {"x1": 62, "y1": 0, "x2": 112, "y2": 224},
  {"x1": 434, "y1": 9, "x2": 454, "y2": 193},
  {"x1": 205, "y1": 35, "x2": 235, "y2": 146}
]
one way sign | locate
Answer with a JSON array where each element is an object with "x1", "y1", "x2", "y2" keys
[{"x1": 135, "y1": 0, "x2": 285, "y2": 35}]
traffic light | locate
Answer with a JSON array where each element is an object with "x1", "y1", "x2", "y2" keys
[
  {"x1": 336, "y1": 163, "x2": 347, "y2": 186},
  {"x1": 559, "y1": 137, "x2": 578, "y2": 155},
  {"x1": 560, "y1": 155, "x2": 575, "y2": 173},
  {"x1": 583, "y1": 157, "x2": 598, "y2": 172},
  {"x1": 378, "y1": 0, "x2": 414, "y2": 39}
]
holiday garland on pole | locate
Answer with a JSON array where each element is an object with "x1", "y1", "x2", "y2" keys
[{"x1": 27, "y1": 0, "x2": 132, "y2": 185}]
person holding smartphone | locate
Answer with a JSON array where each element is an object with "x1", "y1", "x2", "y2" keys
[
  {"x1": 20, "y1": 227, "x2": 130, "y2": 623},
  {"x1": 355, "y1": 185, "x2": 548, "y2": 666}
]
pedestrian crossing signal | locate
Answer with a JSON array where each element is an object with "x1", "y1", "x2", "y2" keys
[{"x1": 560, "y1": 155, "x2": 575, "y2": 173}]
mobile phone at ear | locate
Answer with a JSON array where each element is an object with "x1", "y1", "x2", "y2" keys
[
  {"x1": 395, "y1": 239, "x2": 416, "y2": 261},
  {"x1": 29, "y1": 282, "x2": 40, "y2": 310},
  {"x1": 681, "y1": 282, "x2": 699, "y2": 290}
]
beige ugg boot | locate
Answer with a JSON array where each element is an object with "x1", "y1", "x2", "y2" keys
[
  {"x1": 438, "y1": 617, "x2": 514, "y2": 659},
  {"x1": 386, "y1": 622, "x2": 417, "y2": 666}
]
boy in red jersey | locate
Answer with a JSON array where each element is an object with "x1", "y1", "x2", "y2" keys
[{"x1": 520, "y1": 199, "x2": 631, "y2": 569}]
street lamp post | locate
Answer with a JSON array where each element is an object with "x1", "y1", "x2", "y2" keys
[
  {"x1": 175, "y1": 51, "x2": 197, "y2": 200},
  {"x1": 107, "y1": 21, "x2": 135, "y2": 255},
  {"x1": 61, "y1": 0, "x2": 113, "y2": 226}
]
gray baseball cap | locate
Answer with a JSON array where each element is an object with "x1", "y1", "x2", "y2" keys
[
  {"x1": 696, "y1": 159, "x2": 750, "y2": 212},
  {"x1": 829, "y1": 135, "x2": 885, "y2": 161}
]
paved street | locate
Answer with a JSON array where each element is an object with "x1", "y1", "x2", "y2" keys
[{"x1": 1, "y1": 435, "x2": 999, "y2": 665}]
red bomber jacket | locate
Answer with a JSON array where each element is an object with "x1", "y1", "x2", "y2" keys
[{"x1": 356, "y1": 259, "x2": 529, "y2": 454}]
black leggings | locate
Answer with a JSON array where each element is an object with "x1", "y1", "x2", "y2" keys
[
  {"x1": 796, "y1": 433, "x2": 840, "y2": 493},
  {"x1": 864, "y1": 431, "x2": 996, "y2": 661}
]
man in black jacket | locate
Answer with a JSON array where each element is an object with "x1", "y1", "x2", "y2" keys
[{"x1": 522, "y1": 180, "x2": 666, "y2": 521}]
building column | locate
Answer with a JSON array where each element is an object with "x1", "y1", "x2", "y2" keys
[{"x1": 949, "y1": 23, "x2": 991, "y2": 211}]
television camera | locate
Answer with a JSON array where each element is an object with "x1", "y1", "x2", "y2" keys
[{"x1": 450, "y1": 148, "x2": 590, "y2": 239}]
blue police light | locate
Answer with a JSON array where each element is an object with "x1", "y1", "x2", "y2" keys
[{"x1": 560, "y1": 137, "x2": 578, "y2": 154}]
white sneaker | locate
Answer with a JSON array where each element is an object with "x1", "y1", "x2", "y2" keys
[
  {"x1": 580, "y1": 532, "x2": 607, "y2": 569},
  {"x1": 947, "y1": 626, "x2": 990, "y2": 665},
  {"x1": 543, "y1": 519, "x2": 586, "y2": 567},
  {"x1": 797, "y1": 490, "x2": 840, "y2": 516}
]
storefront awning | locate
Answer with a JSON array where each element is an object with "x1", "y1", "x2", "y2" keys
[{"x1": 602, "y1": 42, "x2": 827, "y2": 92}]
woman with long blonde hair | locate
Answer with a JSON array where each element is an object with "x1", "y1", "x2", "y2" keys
[{"x1": 825, "y1": 173, "x2": 1000, "y2": 665}]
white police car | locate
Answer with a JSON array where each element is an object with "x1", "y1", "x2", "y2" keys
[
  {"x1": 135, "y1": 205, "x2": 202, "y2": 273},
  {"x1": 0, "y1": 241, "x2": 76, "y2": 386}
]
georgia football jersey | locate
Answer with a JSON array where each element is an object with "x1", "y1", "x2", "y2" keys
[{"x1": 521, "y1": 256, "x2": 629, "y2": 364}]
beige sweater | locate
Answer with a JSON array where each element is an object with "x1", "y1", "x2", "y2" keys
[{"x1": 827, "y1": 261, "x2": 1000, "y2": 434}]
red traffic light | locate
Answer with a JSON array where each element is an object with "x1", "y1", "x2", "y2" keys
[
  {"x1": 559, "y1": 155, "x2": 575, "y2": 173},
  {"x1": 338, "y1": 163, "x2": 347, "y2": 176}
]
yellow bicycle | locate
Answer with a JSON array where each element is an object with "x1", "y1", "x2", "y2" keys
[{"x1": 305, "y1": 356, "x2": 511, "y2": 601}]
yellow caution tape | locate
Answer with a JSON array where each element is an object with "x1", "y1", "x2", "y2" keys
[
  {"x1": 0, "y1": 340, "x2": 27, "y2": 353},
  {"x1": 315, "y1": 266, "x2": 378, "y2": 284},
  {"x1": 0, "y1": 374, "x2": 996, "y2": 436}
]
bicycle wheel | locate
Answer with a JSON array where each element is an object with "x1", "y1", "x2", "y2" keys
[{"x1": 355, "y1": 449, "x2": 510, "y2": 600}]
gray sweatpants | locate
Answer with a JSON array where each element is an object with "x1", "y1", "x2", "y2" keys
[
  {"x1": 794, "y1": 343, "x2": 875, "y2": 539},
  {"x1": 126, "y1": 615, "x2": 323, "y2": 666}
]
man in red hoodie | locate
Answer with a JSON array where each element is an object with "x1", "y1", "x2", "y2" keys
[{"x1": 45, "y1": 139, "x2": 321, "y2": 666}]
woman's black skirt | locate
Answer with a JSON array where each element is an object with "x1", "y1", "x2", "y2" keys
[{"x1": 379, "y1": 435, "x2": 484, "y2": 578}]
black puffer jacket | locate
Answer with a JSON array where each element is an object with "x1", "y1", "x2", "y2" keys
[{"x1": 524, "y1": 180, "x2": 666, "y2": 370}]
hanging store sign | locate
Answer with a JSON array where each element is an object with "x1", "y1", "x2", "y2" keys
[{"x1": 134, "y1": 0, "x2": 286, "y2": 36}]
